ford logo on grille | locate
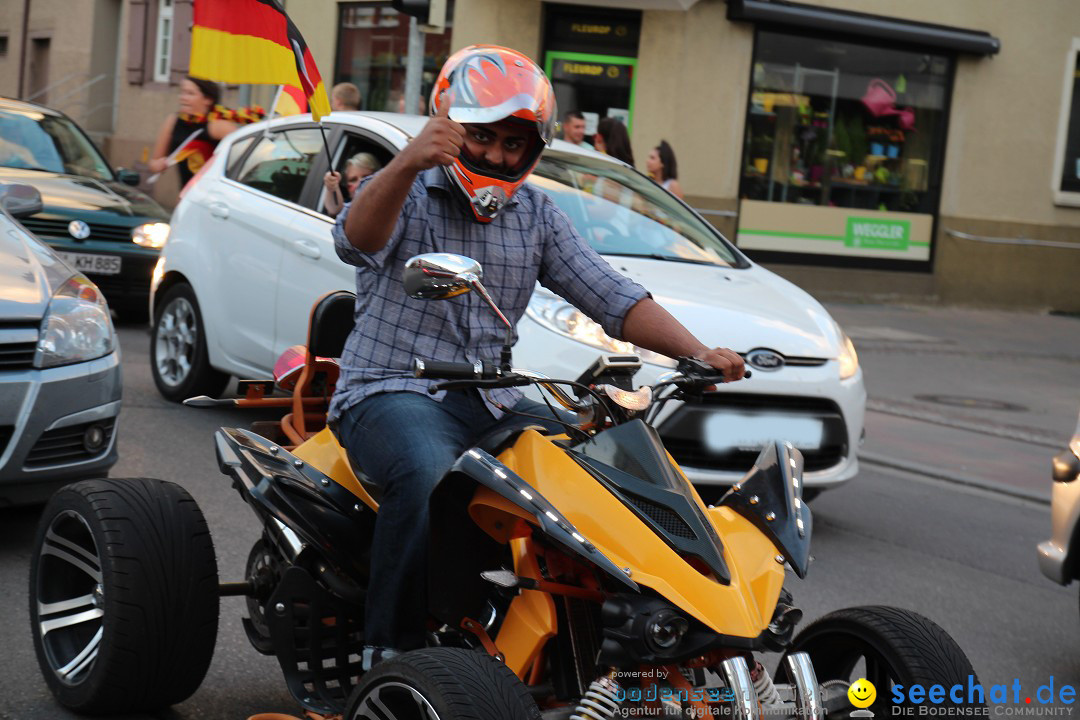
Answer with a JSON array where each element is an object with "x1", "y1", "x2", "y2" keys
[
  {"x1": 68, "y1": 220, "x2": 91, "y2": 240},
  {"x1": 746, "y1": 349, "x2": 784, "y2": 371}
]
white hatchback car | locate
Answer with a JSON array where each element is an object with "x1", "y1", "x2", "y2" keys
[{"x1": 149, "y1": 112, "x2": 865, "y2": 498}]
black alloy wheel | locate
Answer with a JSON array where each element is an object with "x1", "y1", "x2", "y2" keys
[
  {"x1": 29, "y1": 478, "x2": 219, "y2": 714},
  {"x1": 345, "y1": 648, "x2": 541, "y2": 720},
  {"x1": 780, "y1": 605, "x2": 984, "y2": 718}
]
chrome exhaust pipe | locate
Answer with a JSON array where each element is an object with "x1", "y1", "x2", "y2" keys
[
  {"x1": 783, "y1": 652, "x2": 825, "y2": 720},
  {"x1": 721, "y1": 656, "x2": 760, "y2": 719}
]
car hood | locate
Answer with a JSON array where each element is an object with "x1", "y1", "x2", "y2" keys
[
  {"x1": 0, "y1": 168, "x2": 169, "y2": 223},
  {"x1": 599, "y1": 256, "x2": 842, "y2": 357},
  {"x1": 0, "y1": 217, "x2": 71, "y2": 320}
]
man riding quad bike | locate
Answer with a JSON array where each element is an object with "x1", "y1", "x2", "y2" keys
[{"x1": 29, "y1": 46, "x2": 983, "y2": 720}]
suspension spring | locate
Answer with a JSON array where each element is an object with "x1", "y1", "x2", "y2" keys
[
  {"x1": 753, "y1": 662, "x2": 783, "y2": 707},
  {"x1": 570, "y1": 674, "x2": 622, "y2": 720}
]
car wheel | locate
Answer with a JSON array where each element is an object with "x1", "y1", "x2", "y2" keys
[
  {"x1": 151, "y1": 282, "x2": 228, "y2": 402},
  {"x1": 344, "y1": 648, "x2": 541, "y2": 720},
  {"x1": 781, "y1": 605, "x2": 983, "y2": 716},
  {"x1": 29, "y1": 478, "x2": 219, "y2": 714}
]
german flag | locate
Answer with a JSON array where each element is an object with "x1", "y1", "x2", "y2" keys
[
  {"x1": 190, "y1": 0, "x2": 331, "y2": 121},
  {"x1": 274, "y1": 85, "x2": 308, "y2": 117}
]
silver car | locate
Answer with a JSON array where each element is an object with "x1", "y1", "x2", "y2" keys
[
  {"x1": 0, "y1": 184, "x2": 121, "y2": 506},
  {"x1": 1037, "y1": 409, "x2": 1080, "y2": 590}
]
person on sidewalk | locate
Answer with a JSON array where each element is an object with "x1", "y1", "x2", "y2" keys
[
  {"x1": 647, "y1": 139, "x2": 683, "y2": 199},
  {"x1": 331, "y1": 82, "x2": 362, "y2": 111},
  {"x1": 329, "y1": 44, "x2": 746, "y2": 671},
  {"x1": 593, "y1": 116, "x2": 634, "y2": 165},
  {"x1": 561, "y1": 109, "x2": 593, "y2": 149},
  {"x1": 148, "y1": 77, "x2": 239, "y2": 188}
]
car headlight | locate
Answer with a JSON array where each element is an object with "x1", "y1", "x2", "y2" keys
[
  {"x1": 131, "y1": 222, "x2": 170, "y2": 248},
  {"x1": 34, "y1": 275, "x2": 116, "y2": 368},
  {"x1": 526, "y1": 293, "x2": 676, "y2": 368},
  {"x1": 836, "y1": 324, "x2": 859, "y2": 380}
]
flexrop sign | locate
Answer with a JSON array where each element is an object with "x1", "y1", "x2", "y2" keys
[{"x1": 845, "y1": 217, "x2": 911, "y2": 251}]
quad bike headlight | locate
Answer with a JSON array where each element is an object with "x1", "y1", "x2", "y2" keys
[
  {"x1": 527, "y1": 291, "x2": 676, "y2": 368},
  {"x1": 645, "y1": 609, "x2": 689, "y2": 652}
]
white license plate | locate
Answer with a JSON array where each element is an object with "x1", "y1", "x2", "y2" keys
[
  {"x1": 58, "y1": 252, "x2": 122, "y2": 275},
  {"x1": 704, "y1": 413, "x2": 823, "y2": 452}
]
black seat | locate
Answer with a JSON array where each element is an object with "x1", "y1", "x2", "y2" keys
[{"x1": 310, "y1": 290, "x2": 355, "y2": 358}]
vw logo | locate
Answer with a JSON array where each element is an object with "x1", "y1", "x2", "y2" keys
[
  {"x1": 746, "y1": 349, "x2": 785, "y2": 371},
  {"x1": 68, "y1": 220, "x2": 91, "y2": 240}
]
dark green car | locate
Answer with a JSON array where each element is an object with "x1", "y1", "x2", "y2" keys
[{"x1": 0, "y1": 97, "x2": 170, "y2": 321}]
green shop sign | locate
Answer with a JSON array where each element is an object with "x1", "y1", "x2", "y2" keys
[{"x1": 845, "y1": 217, "x2": 910, "y2": 250}]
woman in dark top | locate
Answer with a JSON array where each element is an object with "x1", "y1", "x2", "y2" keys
[
  {"x1": 149, "y1": 77, "x2": 238, "y2": 186},
  {"x1": 594, "y1": 116, "x2": 635, "y2": 166}
]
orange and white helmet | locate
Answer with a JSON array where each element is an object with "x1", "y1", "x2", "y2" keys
[{"x1": 430, "y1": 45, "x2": 557, "y2": 222}]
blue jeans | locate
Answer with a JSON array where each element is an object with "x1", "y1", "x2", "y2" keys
[{"x1": 336, "y1": 390, "x2": 568, "y2": 650}]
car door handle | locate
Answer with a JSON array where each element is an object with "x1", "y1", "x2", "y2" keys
[
  {"x1": 208, "y1": 201, "x2": 230, "y2": 219},
  {"x1": 290, "y1": 238, "x2": 321, "y2": 259}
]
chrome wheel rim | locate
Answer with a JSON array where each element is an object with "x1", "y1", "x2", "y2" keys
[
  {"x1": 36, "y1": 510, "x2": 104, "y2": 686},
  {"x1": 352, "y1": 680, "x2": 442, "y2": 720},
  {"x1": 155, "y1": 296, "x2": 197, "y2": 388}
]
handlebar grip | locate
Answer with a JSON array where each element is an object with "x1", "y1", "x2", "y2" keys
[{"x1": 413, "y1": 359, "x2": 500, "y2": 380}]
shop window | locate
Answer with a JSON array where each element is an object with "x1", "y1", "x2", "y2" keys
[
  {"x1": 334, "y1": 2, "x2": 453, "y2": 113},
  {"x1": 0, "y1": 36, "x2": 8, "y2": 57},
  {"x1": 738, "y1": 30, "x2": 952, "y2": 265},
  {"x1": 1053, "y1": 38, "x2": 1080, "y2": 206},
  {"x1": 153, "y1": 0, "x2": 174, "y2": 83}
]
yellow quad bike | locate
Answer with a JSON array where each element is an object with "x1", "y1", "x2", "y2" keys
[{"x1": 29, "y1": 253, "x2": 983, "y2": 720}]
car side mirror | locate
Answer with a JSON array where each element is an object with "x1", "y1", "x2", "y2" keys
[
  {"x1": 116, "y1": 168, "x2": 141, "y2": 186},
  {"x1": 0, "y1": 183, "x2": 43, "y2": 219}
]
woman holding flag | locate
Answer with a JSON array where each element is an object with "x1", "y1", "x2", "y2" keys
[{"x1": 148, "y1": 77, "x2": 241, "y2": 187}]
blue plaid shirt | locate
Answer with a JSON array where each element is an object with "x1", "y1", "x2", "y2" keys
[{"x1": 328, "y1": 167, "x2": 649, "y2": 421}]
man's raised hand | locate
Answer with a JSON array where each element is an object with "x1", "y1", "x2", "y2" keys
[{"x1": 399, "y1": 96, "x2": 465, "y2": 173}]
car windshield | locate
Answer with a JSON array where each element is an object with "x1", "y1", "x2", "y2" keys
[
  {"x1": 529, "y1": 150, "x2": 741, "y2": 267},
  {"x1": 0, "y1": 109, "x2": 112, "y2": 180}
]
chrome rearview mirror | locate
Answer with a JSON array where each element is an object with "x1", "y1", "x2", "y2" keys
[
  {"x1": 403, "y1": 253, "x2": 515, "y2": 369},
  {"x1": 403, "y1": 253, "x2": 482, "y2": 300}
]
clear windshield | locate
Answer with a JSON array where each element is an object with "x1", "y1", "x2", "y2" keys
[
  {"x1": 0, "y1": 109, "x2": 112, "y2": 180},
  {"x1": 529, "y1": 151, "x2": 742, "y2": 267}
]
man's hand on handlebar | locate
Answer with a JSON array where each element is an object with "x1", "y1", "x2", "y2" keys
[{"x1": 693, "y1": 347, "x2": 747, "y2": 383}]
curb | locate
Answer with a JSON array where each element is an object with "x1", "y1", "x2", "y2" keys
[{"x1": 858, "y1": 451, "x2": 1050, "y2": 505}]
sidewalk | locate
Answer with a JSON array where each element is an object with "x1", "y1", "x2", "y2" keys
[{"x1": 822, "y1": 302, "x2": 1080, "y2": 502}]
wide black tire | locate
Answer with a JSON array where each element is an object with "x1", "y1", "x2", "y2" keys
[
  {"x1": 151, "y1": 282, "x2": 229, "y2": 402},
  {"x1": 783, "y1": 605, "x2": 983, "y2": 713},
  {"x1": 344, "y1": 648, "x2": 541, "y2": 720},
  {"x1": 29, "y1": 478, "x2": 219, "y2": 714}
]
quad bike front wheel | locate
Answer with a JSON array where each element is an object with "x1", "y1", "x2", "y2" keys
[
  {"x1": 782, "y1": 605, "x2": 983, "y2": 717},
  {"x1": 29, "y1": 478, "x2": 219, "y2": 714},
  {"x1": 344, "y1": 648, "x2": 541, "y2": 720}
]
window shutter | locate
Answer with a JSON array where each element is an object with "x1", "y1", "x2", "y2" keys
[
  {"x1": 170, "y1": 0, "x2": 194, "y2": 84},
  {"x1": 127, "y1": 0, "x2": 150, "y2": 84}
]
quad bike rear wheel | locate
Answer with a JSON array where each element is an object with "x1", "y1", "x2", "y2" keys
[
  {"x1": 782, "y1": 605, "x2": 983, "y2": 717},
  {"x1": 344, "y1": 648, "x2": 541, "y2": 720},
  {"x1": 29, "y1": 478, "x2": 219, "y2": 714}
]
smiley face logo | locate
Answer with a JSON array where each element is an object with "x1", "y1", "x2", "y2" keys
[{"x1": 848, "y1": 678, "x2": 877, "y2": 708}]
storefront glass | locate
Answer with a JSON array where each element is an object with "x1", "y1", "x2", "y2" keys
[
  {"x1": 1057, "y1": 45, "x2": 1080, "y2": 197},
  {"x1": 737, "y1": 30, "x2": 952, "y2": 264},
  {"x1": 334, "y1": 2, "x2": 453, "y2": 113}
]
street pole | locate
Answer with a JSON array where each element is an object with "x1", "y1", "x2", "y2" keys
[
  {"x1": 17, "y1": 0, "x2": 31, "y2": 98},
  {"x1": 403, "y1": 15, "x2": 424, "y2": 114}
]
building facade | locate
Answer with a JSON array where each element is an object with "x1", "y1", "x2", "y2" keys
[{"x1": 2, "y1": 0, "x2": 1077, "y2": 310}]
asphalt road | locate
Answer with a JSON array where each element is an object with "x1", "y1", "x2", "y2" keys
[{"x1": 0, "y1": 320, "x2": 1077, "y2": 719}]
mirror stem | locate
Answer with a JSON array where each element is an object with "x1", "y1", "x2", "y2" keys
[{"x1": 469, "y1": 279, "x2": 515, "y2": 370}]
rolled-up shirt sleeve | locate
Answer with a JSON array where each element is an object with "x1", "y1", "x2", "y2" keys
[
  {"x1": 537, "y1": 197, "x2": 649, "y2": 340},
  {"x1": 333, "y1": 173, "x2": 421, "y2": 271}
]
